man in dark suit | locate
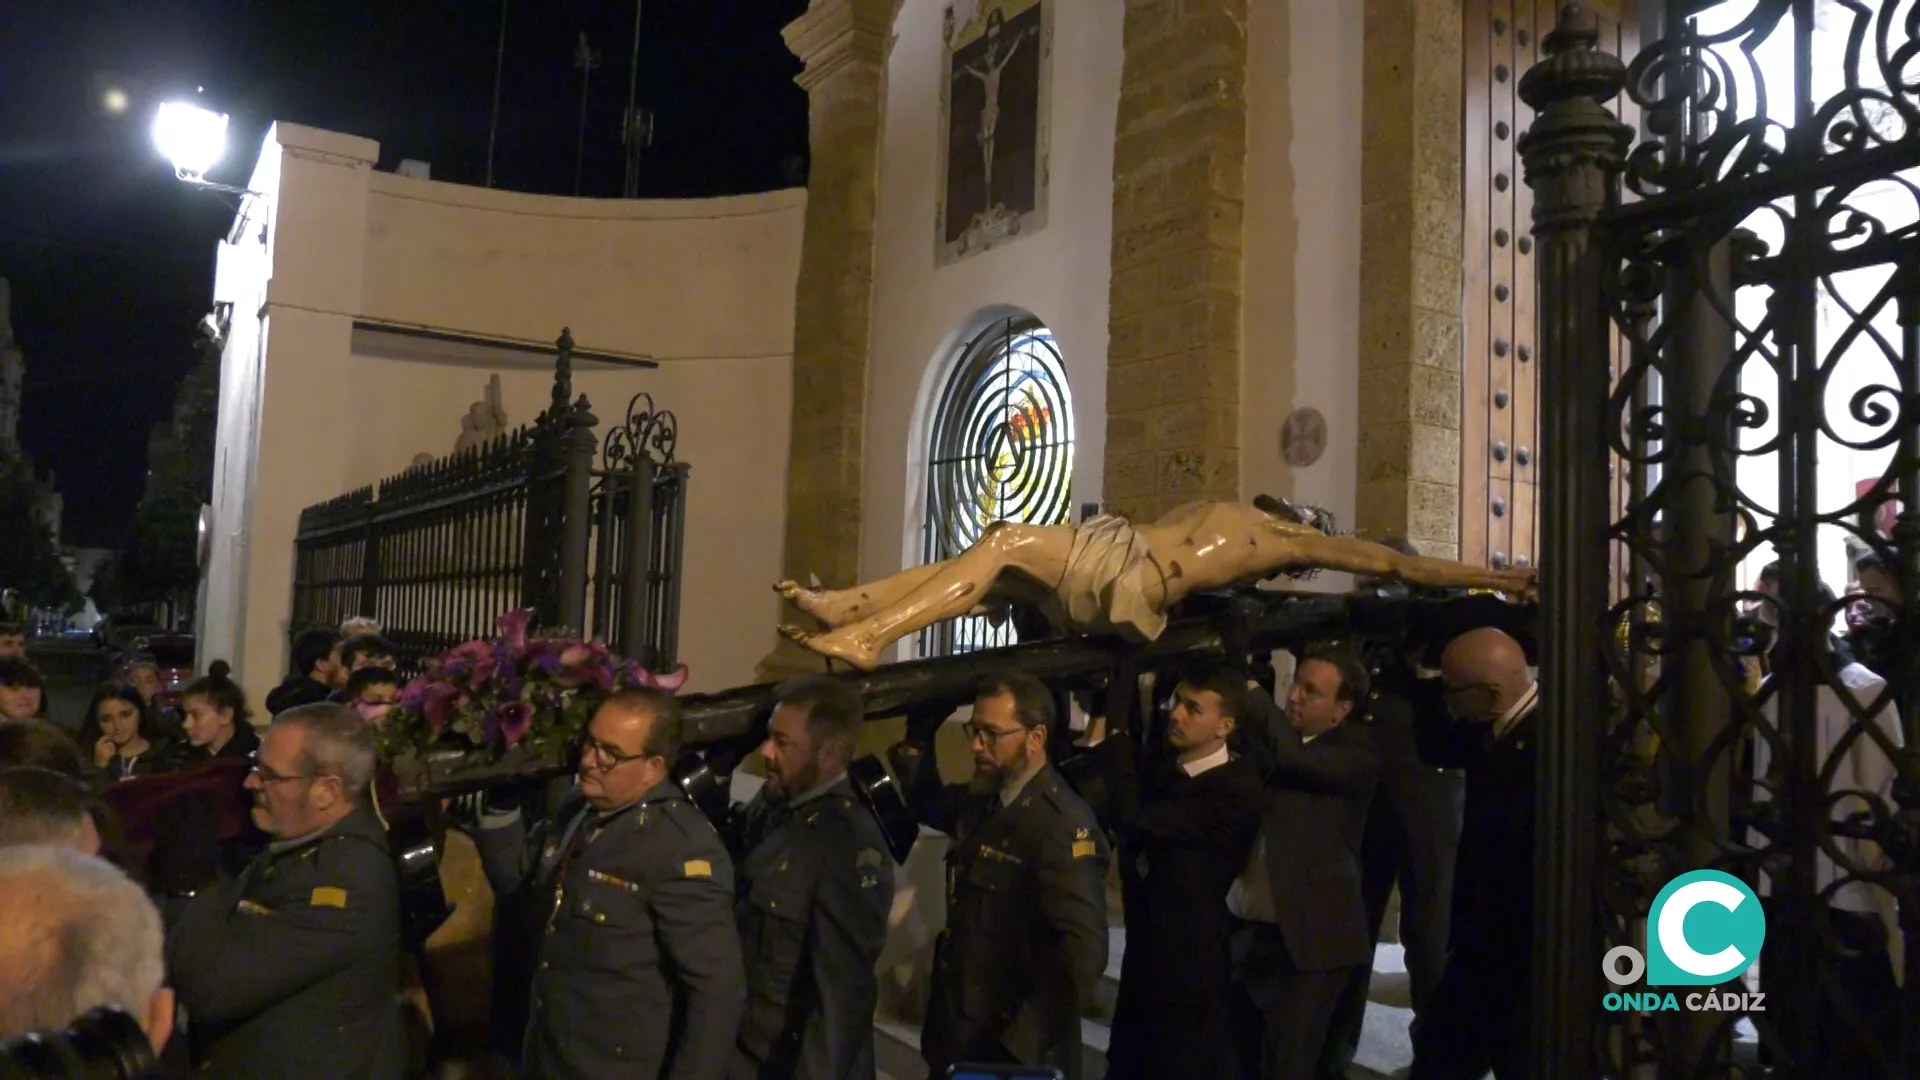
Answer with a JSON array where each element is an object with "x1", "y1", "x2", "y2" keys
[
  {"x1": 1103, "y1": 662, "x2": 1264, "y2": 1080},
  {"x1": 893, "y1": 670, "x2": 1110, "y2": 1080},
  {"x1": 1411, "y1": 627, "x2": 1538, "y2": 1080},
  {"x1": 1228, "y1": 645, "x2": 1380, "y2": 1080},
  {"x1": 472, "y1": 688, "x2": 744, "y2": 1079}
]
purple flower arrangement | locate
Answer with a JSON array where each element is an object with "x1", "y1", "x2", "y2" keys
[{"x1": 385, "y1": 609, "x2": 688, "y2": 760}]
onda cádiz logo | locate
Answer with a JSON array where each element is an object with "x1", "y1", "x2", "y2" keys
[{"x1": 1602, "y1": 870, "x2": 1768, "y2": 1013}]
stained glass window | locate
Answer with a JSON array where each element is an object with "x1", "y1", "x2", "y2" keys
[{"x1": 919, "y1": 315, "x2": 1074, "y2": 657}]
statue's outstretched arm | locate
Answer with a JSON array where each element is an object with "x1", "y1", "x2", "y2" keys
[{"x1": 1267, "y1": 531, "x2": 1536, "y2": 598}]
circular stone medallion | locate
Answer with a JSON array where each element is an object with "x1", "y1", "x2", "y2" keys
[{"x1": 1280, "y1": 407, "x2": 1328, "y2": 468}]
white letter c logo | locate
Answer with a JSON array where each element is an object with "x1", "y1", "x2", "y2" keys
[{"x1": 1657, "y1": 879, "x2": 1748, "y2": 977}]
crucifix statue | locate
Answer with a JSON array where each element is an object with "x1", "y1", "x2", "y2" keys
[
  {"x1": 777, "y1": 497, "x2": 1538, "y2": 670},
  {"x1": 956, "y1": 7, "x2": 1036, "y2": 206}
]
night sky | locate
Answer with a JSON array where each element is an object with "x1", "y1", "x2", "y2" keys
[{"x1": 0, "y1": 0, "x2": 809, "y2": 547}]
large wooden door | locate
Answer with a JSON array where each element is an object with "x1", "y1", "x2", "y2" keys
[{"x1": 1461, "y1": 0, "x2": 1637, "y2": 574}]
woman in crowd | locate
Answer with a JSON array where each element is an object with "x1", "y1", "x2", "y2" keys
[
  {"x1": 79, "y1": 684, "x2": 183, "y2": 781},
  {"x1": 0, "y1": 657, "x2": 48, "y2": 722},
  {"x1": 179, "y1": 661, "x2": 260, "y2": 762}
]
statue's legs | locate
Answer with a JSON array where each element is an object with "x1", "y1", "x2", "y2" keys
[
  {"x1": 783, "y1": 522, "x2": 1072, "y2": 669},
  {"x1": 775, "y1": 563, "x2": 946, "y2": 629}
]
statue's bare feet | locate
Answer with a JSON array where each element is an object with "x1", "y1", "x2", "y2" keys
[
  {"x1": 780, "y1": 624, "x2": 883, "y2": 670},
  {"x1": 774, "y1": 579, "x2": 869, "y2": 628}
]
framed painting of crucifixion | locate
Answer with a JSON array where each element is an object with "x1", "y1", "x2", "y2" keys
[{"x1": 935, "y1": 0, "x2": 1052, "y2": 268}]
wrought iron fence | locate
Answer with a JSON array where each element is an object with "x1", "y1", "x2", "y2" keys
[
  {"x1": 290, "y1": 330, "x2": 686, "y2": 675},
  {"x1": 1525, "y1": 2, "x2": 1920, "y2": 1074}
]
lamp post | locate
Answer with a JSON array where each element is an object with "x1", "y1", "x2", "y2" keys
[{"x1": 153, "y1": 101, "x2": 260, "y2": 198}]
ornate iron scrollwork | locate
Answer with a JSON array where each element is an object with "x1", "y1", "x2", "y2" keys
[
  {"x1": 1527, "y1": 1, "x2": 1920, "y2": 1074},
  {"x1": 603, "y1": 392, "x2": 679, "y2": 470}
]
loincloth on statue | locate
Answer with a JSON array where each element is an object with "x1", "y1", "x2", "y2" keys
[{"x1": 1054, "y1": 515, "x2": 1168, "y2": 642}]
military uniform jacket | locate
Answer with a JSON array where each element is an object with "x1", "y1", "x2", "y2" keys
[
  {"x1": 904, "y1": 756, "x2": 1110, "y2": 1071},
  {"x1": 165, "y1": 804, "x2": 405, "y2": 1080},
  {"x1": 727, "y1": 776, "x2": 894, "y2": 1080},
  {"x1": 475, "y1": 780, "x2": 745, "y2": 1080}
]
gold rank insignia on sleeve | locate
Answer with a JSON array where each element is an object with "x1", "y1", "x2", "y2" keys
[
  {"x1": 236, "y1": 899, "x2": 272, "y2": 917},
  {"x1": 684, "y1": 859, "x2": 713, "y2": 879},
  {"x1": 1071, "y1": 827, "x2": 1098, "y2": 860},
  {"x1": 310, "y1": 887, "x2": 348, "y2": 909},
  {"x1": 856, "y1": 848, "x2": 884, "y2": 869}
]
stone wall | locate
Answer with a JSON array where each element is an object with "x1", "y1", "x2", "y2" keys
[
  {"x1": 1102, "y1": 0, "x2": 1248, "y2": 524},
  {"x1": 1357, "y1": 0, "x2": 1465, "y2": 558}
]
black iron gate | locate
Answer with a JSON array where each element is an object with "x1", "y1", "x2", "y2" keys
[
  {"x1": 587, "y1": 392, "x2": 687, "y2": 670},
  {"x1": 291, "y1": 329, "x2": 687, "y2": 673},
  {"x1": 1526, "y1": 1, "x2": 1920, "y2": 1074}
]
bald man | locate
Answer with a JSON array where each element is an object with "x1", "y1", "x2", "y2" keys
[
  {"x1": 0, "y1": 845, "x2": 175, "y2": 1052},
  {"x1": 1410, "y1": 627, "x2": 1537, "y2": 1079}
]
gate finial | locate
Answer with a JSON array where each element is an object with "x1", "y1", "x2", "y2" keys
[{"x1": 1517, "y1": 3, "x2": 1632, "y2": 234}]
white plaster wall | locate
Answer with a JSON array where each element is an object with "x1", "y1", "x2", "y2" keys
[
  {"x1": 1241, "y1": 0, "x2": 1365, "y2": 593},
  {"x1": 862, "y1": 0, "x2": 1123, "y2": 587},
  {"x1": 199, "y1": 123, "x2": 803, "y2": 701}
]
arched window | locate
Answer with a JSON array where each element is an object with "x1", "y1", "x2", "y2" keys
[{"x1": 920, "y1": 314, "x2": 1075, "y2": 657}]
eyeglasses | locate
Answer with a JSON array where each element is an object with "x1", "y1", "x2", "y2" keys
[
  {"x1": 247, "y1": 751, "x2": 323, "y2": 786},
  {"x1": 249, "y1": 762, "x2": 317, "y2": 786},
  {"x1": 580, "y1": 737, "x2": 657, "y2": 771},
  {"x1": 963, "y1": 723, "x2": 1026, "y2": 746}
]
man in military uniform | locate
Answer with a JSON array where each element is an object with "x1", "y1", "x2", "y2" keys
[
  {"x1": 472, "y1": 687, "x2": 743, "y2": 1079},
  {"x1": 727, "y1": 674, "x2": 893, "y2": 1080},
  {"x1": 891, "y1": 670, "x2": 1109, "y2": 1080},
  {"x1": 166, "y1": 703, "x2": 405, "y2": 1079}
]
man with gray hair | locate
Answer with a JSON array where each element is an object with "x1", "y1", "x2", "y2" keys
[
  {"x1": 0, "y1": 845, "x2": 175, "y2": 1051},
  {"x1": 166, "y1": 703, "x2": 404, "y2": 1078},
  {"x1": 0, "y1": 767, "x2": 101, "y2": 853}
]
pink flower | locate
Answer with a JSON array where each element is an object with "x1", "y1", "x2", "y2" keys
[
  {"x1": 470, "y1": 657, "x2": 500, "y2": 687},
  {"x1": 558, "y1": 642, "x2": 594, "y2": 669},
  {"x1": 422, "y1": 685, "x2": 460, "y2": 735},
  {"x1": 497, "y1": 609, "x2": 531, "y2": 655},
  {"x1": 494, "y1": 701, "x2": 534, "y2": 747},
  {"x1": 400, "y1": 675, "x2": 432, "y2": 709},
  {"x1": 450, "y1": 639, "x2": 492, "y2": 662}
]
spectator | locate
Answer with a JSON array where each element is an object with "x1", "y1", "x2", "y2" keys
[
  {"x1": 119, "y1": 658, "x2": 164, "y2": 708},
  {"x1": 79, "y1": 685, "x2": 184, "y2": 781},
  {"x1": 264, "y1": 629, "x2": 342, "y2": 715},
  {"x1": 0, "y1": 845, "x2": 175, "y2": 1052},
  {"x1": 0, "y1": 657, "x2": 47, "y2": 721},
  {"x1": 345, "y1": 667, "x2": 400, "y2": 728},
  {"x1": 0, "y1": 719, "x2": 85, "y2": 776},
  {"x1": 0, "y1": 622, "x2": 24, "y2": 659},
  {"x1": 339, "y1": 617, "x2": 383, "y2": 640},
  {"x1": 180, "y1": 662, "x2": 260, "y2": 763},
  {"x1": 0, "y1": 767, "x2": 101, "y2": 853},
  {"x1": 338, "y1": 635, "x2": 397, "y2": 677}
]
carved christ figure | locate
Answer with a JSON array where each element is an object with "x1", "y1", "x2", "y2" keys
[
  {"x1": 778, "y1": 498, "x2": 1539, "y2": 670},
  {"x1": 956, "y1": 8, "x2": 1035, "y2": 205}
]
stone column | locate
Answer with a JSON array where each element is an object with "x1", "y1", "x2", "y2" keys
[
  {"x1": 1103, "y1": 0, "x2": 1248, "y2": 525},
  {"x1": 1356, "y1": 0, "x2": 1465, "y2": 556},
  {"x1": 779, "y1": 0, "x2": 896, "y2": 589},
  {"x1": 764, "y1": 0, "x2": 896, "y2": 678}
]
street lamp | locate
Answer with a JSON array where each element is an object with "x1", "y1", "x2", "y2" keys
[{"x1": 153, "y1": 101, "x2": 227, "y2": 182}]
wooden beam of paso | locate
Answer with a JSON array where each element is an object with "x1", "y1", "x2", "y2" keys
[{"x1": 404, "y1": 589, "x2": 1535, "y2": 799}]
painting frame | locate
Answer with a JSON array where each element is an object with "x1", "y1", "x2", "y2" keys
[{"x1": 935, "y1": 0, "x2": 1052, "y2": 268}]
